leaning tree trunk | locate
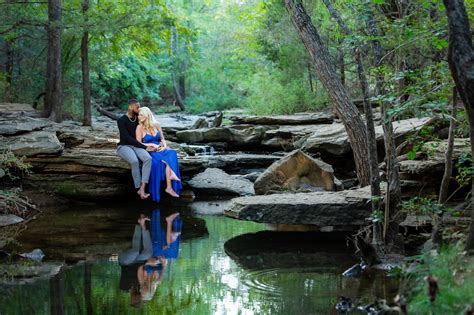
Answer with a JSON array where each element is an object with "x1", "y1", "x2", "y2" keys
[
  {"x1": 284, "y1": 0, "x2": 370, "y2": 186},
  {"x1": 366, "y1": 7, "x2": 401, "y2": 246},
  {"x1": 44, "y1": 0, "x2": 63, "y2": 122},
  {"x1": 321, "y1": 0, "x2": 381, "y2": 208},
  {"x1": 442, "y1": 0, "x2": 474, "y2": 252},
  {"x1": 81, "y1": 0, "x2": 91, "y2": 126}
]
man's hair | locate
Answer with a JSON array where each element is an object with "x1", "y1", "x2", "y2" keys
[{"x1": 128, "y1": 99, "x2": 139, "y2": 106}]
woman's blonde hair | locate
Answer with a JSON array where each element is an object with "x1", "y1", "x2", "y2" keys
[{"x1": 139, "y1": 107, "x2": 157, "y2": 133}]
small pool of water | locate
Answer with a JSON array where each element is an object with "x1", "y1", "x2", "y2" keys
[{"x1": 0, "y1": 202, "x2": 398, "y2": 314}]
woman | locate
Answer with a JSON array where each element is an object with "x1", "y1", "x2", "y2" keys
[{"x1": 136, "y1": 107, "x2": 182, "y2": 201}]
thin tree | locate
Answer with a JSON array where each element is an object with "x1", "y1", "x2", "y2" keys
[
  {"x1": 44, "y1": 0, "x2": 63, "y2": 122},
  {"x1": 432, "y1": 88, "x2": 458, "y2": 246},
  {"x1": 284, "y1": 0, "x2": 371, "y2": 186},
  {"x1": 81, "y1": 0, "x2": 91, "y2": 126},
  {"x1": 441, "y1": 0, "x2": 474, "y2": 252},
  {"x1": 171, "y1": 26, "x2": 186, "y2": 111},
  {"x1": 366, "y1": 6, "x2": 401, "y2": 246}
]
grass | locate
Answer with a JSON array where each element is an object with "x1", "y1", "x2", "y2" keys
[{"x1": 404, "y1": 243, "x2": 474, "y2": 314}]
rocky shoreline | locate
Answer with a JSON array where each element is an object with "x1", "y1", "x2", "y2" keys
[{"x1": 0, "y1": 103, "x2": 470, "y2": 229}]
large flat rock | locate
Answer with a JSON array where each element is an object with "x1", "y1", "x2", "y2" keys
[
  {"x1": 175, "y1": 125, "x2": 269, "y2": 145},
  {"x1": 1, "y1": 131, "x2": 63, "y2": 156},
  {"x1": 0, "y1": 116, "x2": 51, "y2": 135},
  {"x1": 299, "y1": 117, "x2": 432, "y2": 155},
  {"x1": 229, "y1": 112, "x2": 334, "y2": 125},
  {"x1": 224, "y1": 186, "x2": 372, "y2": 230}
]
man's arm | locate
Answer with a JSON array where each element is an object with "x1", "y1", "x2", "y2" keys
[{"x1": 117, "y1": 119, "x2": 147, "y2": 149}]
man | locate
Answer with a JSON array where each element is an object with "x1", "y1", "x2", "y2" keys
[{"x1": 117, "y1": 99, "x2": 158, "y2": 199}]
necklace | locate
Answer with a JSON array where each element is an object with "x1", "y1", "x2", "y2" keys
[{"x1": 127, "y1": 114, "x2": 137, "y2": 123}]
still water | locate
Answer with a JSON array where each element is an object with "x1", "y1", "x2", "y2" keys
[{"x1": 0, "y1": 202, "x2": 398, "y2": 314}]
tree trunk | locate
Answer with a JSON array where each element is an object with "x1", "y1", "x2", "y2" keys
[
  {"x1": 44, "y1": 0, "x2": 62, "y2": 122},
  {"x1": 307, "y1": 61, "x2": 314, "y2": 92},
  {"x1": 432, "y1": 89, "x2": 458, "y2": 246},
  {"x1": 439, "y1": 89, "x2": 458, "y2": 204},
  {"x1": 171, "y1": 26, "x2": 186, "y2": 111},
  {"x1": 284, "y1": 0, "x2": 370, "y2": 186},
  {"x1": 441, "y1": 0, "x2": 474, "y2": 252},
  {"x1": 81, "y1": 0, "x2": 91, "y2": 126},
  {"x1": 4, "y1": 39, "x2": 14, "y2": 102},
  {"x1": 321, "y1": 0, "x2": 381, "y2": 202},
  {"x1": 366, "y1": 7, "x2": 401, "y2": 246}
]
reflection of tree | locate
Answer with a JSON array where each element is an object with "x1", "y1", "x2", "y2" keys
[
  {"x1": 50, "y1": 267, "x2": 64, "y2": 315},
  {"x1": 84, "y1": 262, "x2": 93, "y2": 315}
]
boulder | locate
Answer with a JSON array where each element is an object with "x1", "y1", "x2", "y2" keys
[
  {"x1": 224, "y1": 186, "x2": 372, "y2": 230},
  {"x1": 229, "y1": 112, "x2": 334, "y2": 125},
  {"x1": 1, "y1": 131, "x2": 63, "y2": 156},
  {"x1": 175, "y1": 125, "x2": 269, "y2": 146},
  {"x1": 0, "y1": 116, "x2": 51, "y2": 135},
  {"x1": 254, "y1": 150, "x2": 342, "y2": 195},
  {"x1": 188, "y1": 168, "x2": 255, "y2": 196}
]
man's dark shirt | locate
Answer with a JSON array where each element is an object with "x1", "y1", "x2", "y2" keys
[{"x1": 117, "y1": 115, "x2": 147, "y2": 149}]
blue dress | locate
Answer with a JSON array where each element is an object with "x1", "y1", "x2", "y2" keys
[
  {"x1": 143, "y1": 133, "x2": 182, "y2": 202},
  {"x1": 151, "y1": 209, "x2": 181, "y2": 259}
]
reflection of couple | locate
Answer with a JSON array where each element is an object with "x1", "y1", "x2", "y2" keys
[
  {"x1": 119, "y1": 210, "x2": 182, "y2": 305},
  {"x1": 116, "y1": 99, "x2": 182, "y2": 202}
]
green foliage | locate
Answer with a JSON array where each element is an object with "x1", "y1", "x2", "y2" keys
[
  {"x1": 401, "y1": 197, "x2": 445, "y2": 215},
  {"x1": 0, "y1": 149, "x2": 31, "y2": 181},
  {"x1": 405, "y1": 125, "x2": 439, "y2": 160},
  {"x1": 404, "y1": 244, "x2": 474, "y2": 313},
  {"x1": 455, "y1": 152, "x2": 473, "y2": 188}
]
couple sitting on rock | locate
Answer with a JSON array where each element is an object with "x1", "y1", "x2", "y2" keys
[{"x1": 116, "y1": 99, "x2": 182, "y2": 202}]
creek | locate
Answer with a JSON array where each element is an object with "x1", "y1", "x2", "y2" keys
[{"x1": 0, "y1": 201, "x2": 398, "y2": 314}]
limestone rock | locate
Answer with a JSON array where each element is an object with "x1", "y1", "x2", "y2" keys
[
  {"x1": 176, "y1": 125, "x2": 268, "y2": 146},
  {"x1": 0, "y1": 116, "x2": 51, "y2": 135},
  {"x1": 254, "y1": 150, "x2": 341, "y2": 195},
  {"x1": 1, "y1": 131, "x2": 63, "y2": 156},
  {"x1": 229, "y1": 112, "x2": 334, "y2": 125},
  {"x1": 189, "y1": 168, "x2": 255, "y2": 196},
  {"x1": 300, "y1": 117, "x2": 432, "y2": 155},
  {"x1": 0, "y1": 214, "x2": 24, "y2": 227},
  {"x1": 0, "y1": 103, "x2": 36, "y2": 113},
  {"x1": 224, "y1": 186, "x2": 372, "y2": 229}
]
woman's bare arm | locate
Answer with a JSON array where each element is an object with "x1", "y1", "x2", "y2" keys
[
  {"x1": 155, "y1": 123, "x2": 167, "y2": 147},
  {"x1": 136, "y1": 125, "x2": 156, "y2": 148}
]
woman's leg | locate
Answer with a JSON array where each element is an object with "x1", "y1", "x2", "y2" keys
[{"x1": 161, "y1": 161, "x2": 179, "y2": 197}]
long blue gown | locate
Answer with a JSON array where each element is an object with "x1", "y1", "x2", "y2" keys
[
  {"x1": 151, "y1": 209, "x2": 181, "y2": 259},
  {"x1": 143, "y1": 133, "x2": 182, "y2": 202}
]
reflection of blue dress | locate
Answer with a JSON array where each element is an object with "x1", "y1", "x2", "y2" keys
[
  {"x1": 151, "y1": 209, "x2": 181, "y2": 259},
  {"x1": 143, "y1": 133, "x2": 182, "y2": 202}
]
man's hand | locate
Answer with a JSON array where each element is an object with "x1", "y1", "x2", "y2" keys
[{"x1": 146, "y1": 146, "x2": 156, "y2": 152}]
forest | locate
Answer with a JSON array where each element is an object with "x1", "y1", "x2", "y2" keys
[{"x1": 0, "y1": 0, "x2": 474, "y2": 314}]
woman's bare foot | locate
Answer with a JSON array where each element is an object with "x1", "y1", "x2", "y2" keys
[{"x1": 165, "y1": 187, "x2": 179, "y2": 198}]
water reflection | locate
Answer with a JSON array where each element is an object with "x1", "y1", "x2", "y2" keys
[{"x1": 119, "y1": 209, "x2": 182, "y2": 305}]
